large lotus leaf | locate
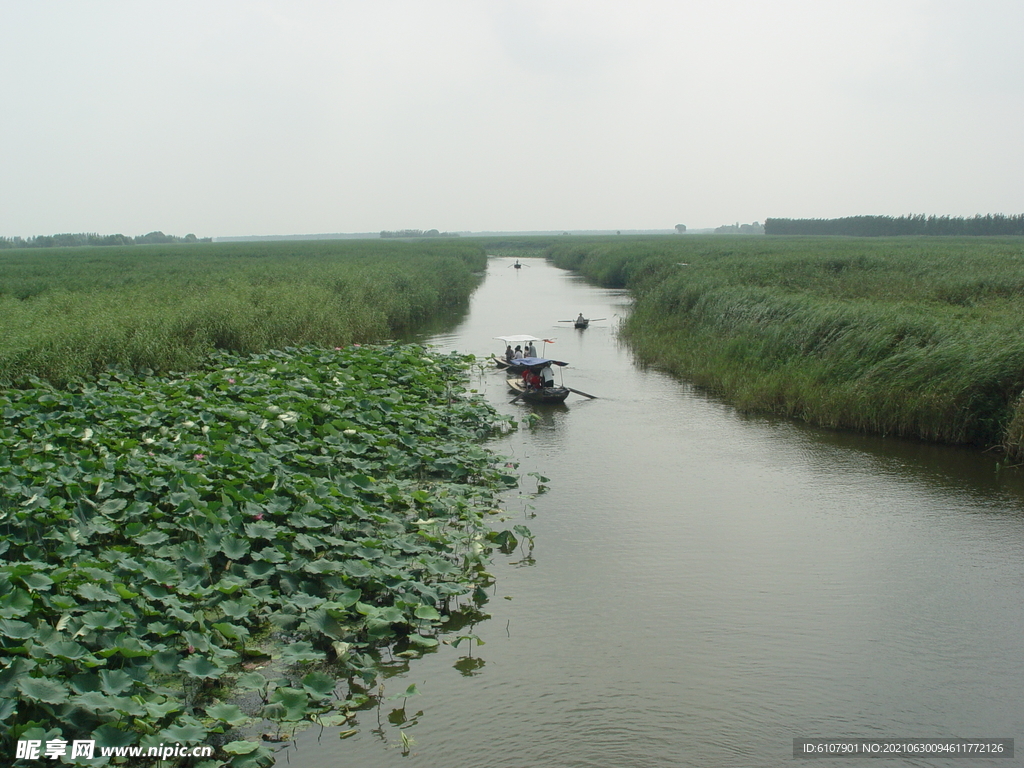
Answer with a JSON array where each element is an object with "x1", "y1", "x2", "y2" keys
[
  {"x1": 162, "y1": 720, "x2": 211, "y2": 743},
  {"x1": 98, "y1": 668, "x2": 134, "y2": 695},
  {"x1": 179, "y1": 656, "x2": 226, "y2": 680},
  {"x1": 221, "y1": 740, "x2": 260, "y2": 755},
  {"x1": 288, "y1": 593, "x2": 324, "y2": 611},
  {"x1": 98, "y1": 498, "x2": 128, "y2": 517},
  {"x1": 252, "y1": 547, "x2": 286, "y2": 563},
  {"x1": 17, "y1": 676, "x2": 70, "y2": 705},
  {"x1": 302, "y1": 559, "x2": 340, "y2": 575},
  {"x1": 80, "y1": 609, "x2": 125, "y2": 630},
  {"x1": 220, "y1": 537, "x2": 250, "y2": 560},
  {"x1": 292, "y1": 533, "x2": 323, "y2": 551},
  {"x1": 219, "y1": 598, "x2": 257, "y2": 620},
  {"x1": 139, "y1": 559, "x2": 179, "y2": 584},
  {"x1": 244, "y1": 561, "x2": 277, "y2": 580},
  {"x1": 277, "y1": 641, "x2": 325, "y2": 665},
  {"x1": 413, "y1": 604, "x2": 441, "y2": 621},
  {"x1": 407, "y1": 634, "x2": 439, "y2": 649},
  {"x1": 267, "y1": 687, "x2": 309, "y2": 721},
  {"x1": 68, "y1": 672, "x2": 100, "y2": 694},
  {"x1": 0, "y1": 618, "x2": 36, "y2": 639},
  {"x1": 76, "y1": 583, "x2": 119, "y2": 602},
  {"x1": 72, "y1": 691, "x2": 117, "y2": 712},
  {"x1": 212, "y1": 622, "x2": 249, "y2": 642},
  {"x1": 213, "y1": 575, "x2": 246, "y2": 594},
  {"x1": 134, "y1": 530, "x2": 169, "y2": 546},
  {"x1": 0, "y1": 588, "x2": 34, "y2": 618},
  {"x1": 103, "y1": 695, "x2": 147, "y2": 718},
  {"x1": 178, "y1": 540, "x2": 207, "y2": 565},
  {"x1": 150, "y1": 650, "x2": 181, "y2": 674},
  {"x1": 20, "y1": 572, "x2": 54, "y2": 591},
  {"x1": 144, "y1": 696, "x2": 183, "y2": 720},
  {"x1": 300, "y1": 671, "x2": 336, "y2": 699},
  {"x1": 235, "y1": 671, "x2": 268, "y2": 692},
  {"x1": 97, "y1": 636, "x2": 154, "y2": 659},
  {"x1": 42, "y1": 638, "x2": 101, "y2": 664},
  {"x1": 206, "y1": 702, "x2": 249, "y2": 726},
  {"x1": 302, "y1": 609, "x2": 346, "y2": 640},
  {"x1": 92, "y1": 723, "x2": 137, "y2": 748},
  {"x1": 0, "y1": 659, "x2": 34, "y2": 700}
]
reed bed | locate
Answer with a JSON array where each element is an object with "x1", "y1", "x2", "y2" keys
[
  {"x1": 0, "y1": 240, "x2": 485, "y2": 386},
  {"x1": 547, "y1": 235, "x2": 1024, "y2": 456}
]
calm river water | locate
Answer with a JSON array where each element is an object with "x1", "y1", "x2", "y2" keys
[{"x1": 283, "y1": 256, "x2": 1024, "y2": 767}]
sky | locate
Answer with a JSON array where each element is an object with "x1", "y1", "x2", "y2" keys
[{"x1": 1, "y1": 1, "x2": 1021, "y2": 238}]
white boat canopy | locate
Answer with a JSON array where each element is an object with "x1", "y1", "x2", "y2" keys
[{"x1": 494, "y1": 335, "x2": 542, "y2": 344}]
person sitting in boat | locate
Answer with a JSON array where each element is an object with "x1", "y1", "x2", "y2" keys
[
  {"x1": 577, "y1": 313, "x2": 586, "y2": 324},
  {"x1": 512, "y1": 345, "x2": 524, "y2": 360},
  {"x1": 540, "y1": 363, "x2": 555, "y2": 388},
  {"x1": 522, "y1": 368, "x2": 542, "y2": 389},
  {"x1": 526, "y1": 341, "x2": 537, "y2": 357},
  {"x1": 504, "y1": 345, "x2": 514, "y2": 362}
]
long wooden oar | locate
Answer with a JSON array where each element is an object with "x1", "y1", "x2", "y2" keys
[{"x1": 566, "y1": 386, "x2": 598, "y2": 399}]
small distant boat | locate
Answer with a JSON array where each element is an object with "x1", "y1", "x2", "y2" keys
[{"x1": 559, "y1": 315, "x2": 606, "y2": 329}]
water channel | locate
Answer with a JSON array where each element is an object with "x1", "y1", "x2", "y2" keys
[{"x1": 285, "y1": 256, "x2": 1024, "y2": 767}]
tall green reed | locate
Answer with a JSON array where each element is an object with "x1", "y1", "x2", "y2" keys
[
  {"x1": 0, "y1": 240, "x2": 485, "y2": 385},
  {"x1": 548, "y1": 235, "x2": 1024, "y2": 454}
]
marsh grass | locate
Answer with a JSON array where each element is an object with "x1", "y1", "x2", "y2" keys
[
  {"x1": 0, "y1": 240, "x2": 485, "y2": 386},
  {"x1": 548, "y1": 235, "x2": 1024, "y2": 455}
]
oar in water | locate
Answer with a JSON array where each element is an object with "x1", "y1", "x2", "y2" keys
[{"x1": 566, "y1": 387, "x2": 598, "y2": 399}]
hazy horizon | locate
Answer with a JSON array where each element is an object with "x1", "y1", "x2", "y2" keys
[{"x1": 2, "y1": 1, "x2": 1021, "y2": 239}]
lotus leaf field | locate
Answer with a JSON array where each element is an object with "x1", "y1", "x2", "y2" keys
[{"x1": 0, "y1": 344, "x2": 521, "y2": 766}]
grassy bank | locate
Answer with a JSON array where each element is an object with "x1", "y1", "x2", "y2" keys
[
  {"x1": 547, "y1": 235, "x2": 1024, "y2": 456},
  {"x1": 0, "y1": 240, "x2": 485, "y2": 386},
  {"x1": 1, "y1": 344, "x2": 521, "y2": 766}
]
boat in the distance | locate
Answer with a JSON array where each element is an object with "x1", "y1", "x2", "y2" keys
[{"x1": 559, "y1": 315, "x2": 606, "y2": 329}]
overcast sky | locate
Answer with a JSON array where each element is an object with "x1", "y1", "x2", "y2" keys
[{"x1": 1, "y1": 1, "x2": 1021, "y2": 238}]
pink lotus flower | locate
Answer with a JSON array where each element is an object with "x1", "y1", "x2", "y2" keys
[
  {"x1": 227, "y1": 378, "x2": 235, "y2": 384},
  {"x1": 253, "y1": 512, "x2": 264, "y2": 520},
  {"x1": 194, "y1": 453, "x2": 205, "y2": 460}
]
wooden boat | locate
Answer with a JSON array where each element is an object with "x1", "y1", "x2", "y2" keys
[
  {"x1": 560, "y1": 316, "x2": 605, "y2": 329},
  {"x1": 492, "y1": 335, "x2": 547, "y2": 371},
  {"x1": 506, "y1": 377, "x2": 571, "y2": 404},
  {"x1": 505, "y1": 357, "x2": 572, "y2": 403}
]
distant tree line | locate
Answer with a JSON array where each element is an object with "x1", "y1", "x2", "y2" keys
[
  {"x1": 715, "y1": 221, "x2": 764, "y2": 235},
  {"x1": 379, "y1": 229, "x2": 459, "y2": 239},
  {"x1": 764, "y1": 214, "x2": 1024, "y2": 237},
  {"x1": 0, "y1": 231, "x2": 212, "y2": 250}
]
